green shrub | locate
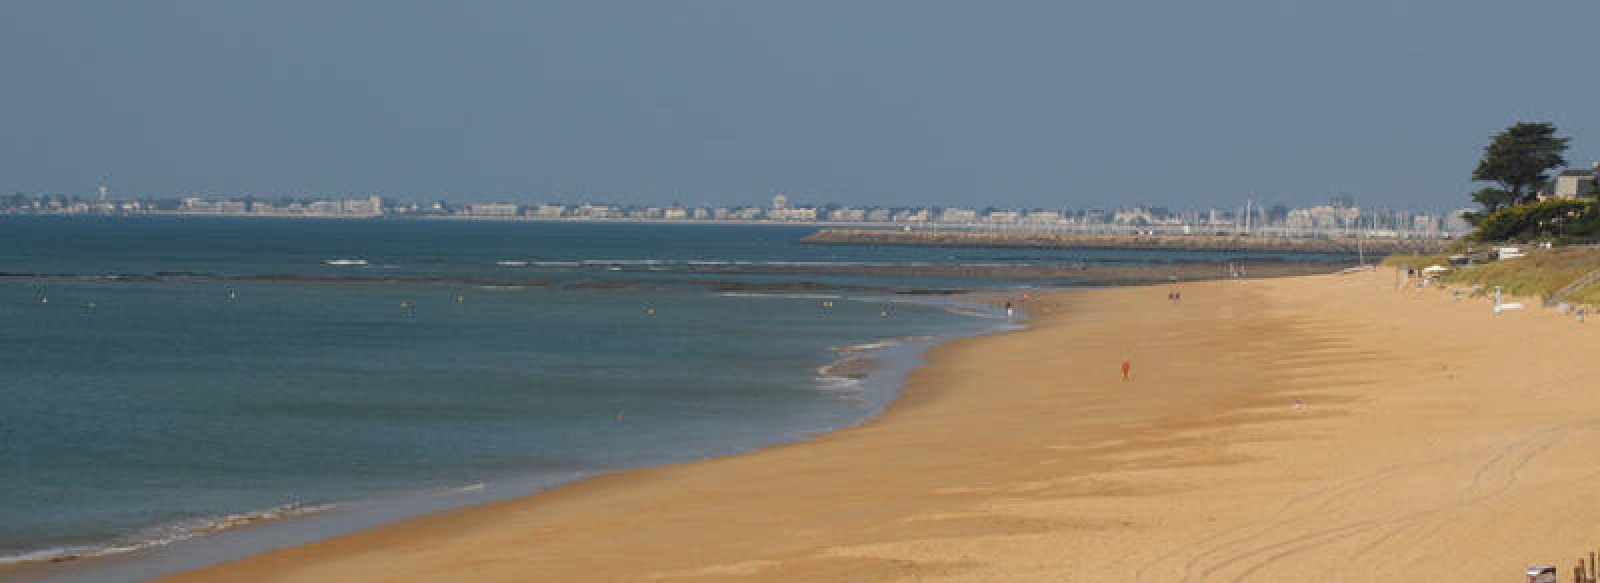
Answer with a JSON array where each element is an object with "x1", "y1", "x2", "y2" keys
[
  {"x1": 1469, "y1": 199, "x2": 1600, "y2": 243},
  {"x1": 1442, "y1": 247, "x2": 1600, "y2": 301}
]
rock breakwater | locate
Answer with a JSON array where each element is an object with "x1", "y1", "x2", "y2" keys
[{"x1": 799, "y1": 228, "x2": 1449, "y2": 254}]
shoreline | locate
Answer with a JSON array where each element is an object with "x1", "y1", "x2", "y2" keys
[
  {"x1": 150, "y1": 269, "x2": 1600, "y2": 581},
  {"x1": 22, "y1": 268, "x2": 1600, "y2": 581},
  {"x1": 2, "y1": 295, "x2": 1012, "y2": 583}
]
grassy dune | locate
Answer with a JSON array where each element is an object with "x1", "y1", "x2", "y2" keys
[{"x1": 1383, "y1": 246, "x2": 1600, "y2": 304}]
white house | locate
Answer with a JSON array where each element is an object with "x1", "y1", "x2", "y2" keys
[
  {"x1": 1552, "y1": 162, "x2": 1600, "y2": 199},
  {"x1": 468, "y1": 203, "x2": 520, "y2": 216},
  {"x1": 939, "y1": 207, "x2": 978, "y2": 223}
]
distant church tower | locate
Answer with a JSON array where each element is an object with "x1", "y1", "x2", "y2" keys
[{"x1": 771, "y1": 194, "x2": 789, "y2": 210}]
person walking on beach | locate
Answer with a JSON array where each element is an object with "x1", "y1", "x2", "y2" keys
[{"x1": 1121, "y1": 359, "x2": 1131, "y2": 382}]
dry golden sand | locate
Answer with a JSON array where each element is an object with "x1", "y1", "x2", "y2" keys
[{"x1": 156, "y1": 270, "x2": 1600, "y2": 582}]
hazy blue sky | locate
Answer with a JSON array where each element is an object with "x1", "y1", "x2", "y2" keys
[{"x1": 1, "y1": 1, "x2": 1596, "y2": 210}]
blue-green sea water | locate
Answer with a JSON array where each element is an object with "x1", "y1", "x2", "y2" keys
[{"x1": 0, "y1": 217, "x2": 1333, "y2": 582}]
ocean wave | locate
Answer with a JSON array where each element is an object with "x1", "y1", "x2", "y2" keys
[
  {"x1": 812, "y1": 374, "x2": 865, "y2": 394},
  {"x1": 320, "y1": 258, "x2": 368, "y2": 266},
  {"x1": 717, "y1": 292, "x2": 844, "y2": 300},
  {"x1": 817, "y1": 356, "x2": 872, "y2": 380},
  {"x1": 579, "y1": 259, "x2": 670, "y2": 266},
  {"x1": 516, "y1": 259, "x2": 980, "y2": 270},
  {"x1": 0, "y1": 545, "x2": 102, "y2": 567},
  {"x1": 812, "y1": 334, "x2": 953, "y2": 396},
  {"x1": 0, "y1": 269, "x2": 973, "y2": 297},
  {"x1": 441, "y1": 482, "x2": 487, "y2": 495},
  {"x1": 759, "y1": 260, "x2": 859, "y2": 267},
  {"x1": 942, "y1": 306, "x2": 996, "y2": 318},
  {"x1": 0, "y1": 502, "x2": 335, "y2": 568},
  {"x1": 830, "y1": 335, "x2": 940, "y2": 354},
  {"x1": 495, "y1": 260, "x2": 529, "y2": 267},
  {"x1": 813, "y1": 351, "x2": 885, "y2": 399}
]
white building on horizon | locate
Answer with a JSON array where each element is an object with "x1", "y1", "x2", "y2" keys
[{"x1": 1552, "y1": 162, "x2": 1600, "y2": 199}]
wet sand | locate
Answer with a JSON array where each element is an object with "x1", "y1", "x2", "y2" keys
[{"x1": 155, "y1": 269, "x2": 1600, "y2": 582}]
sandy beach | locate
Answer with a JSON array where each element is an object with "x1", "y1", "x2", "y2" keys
[{"x1": 152, "y1": 269, "x2": 1600, "y2": 582}]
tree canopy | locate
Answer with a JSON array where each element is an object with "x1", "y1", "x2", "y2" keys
[
  {"x1": 1471, "y1": 122, "x2": 1570, "y2": 208},
  {"x1": 1470, "y1": 187, "x2": 1514, "y2": 214},
  {"x1": 1468, "y1": 198, "x2": 1600, "y2": 243}
]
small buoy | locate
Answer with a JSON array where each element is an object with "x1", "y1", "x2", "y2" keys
[
  {"x1": 40, "y1": 296, "x2": 48, "y2": 304},
  {"x1": 455, "y1": 295, "x2": 465, "y2": 303},
  {"x1": 646, "y1": 307, "x2": 655, "y2": 316},
  {"x1": 616, "y1": 412, "x2": 625, "y2": 421},
  {"x1": 227, "y1": 289, "x2": 237, "y2": 301},
  {"x1": 880, "y1": 310, "x2": 889, "y2": 318}
]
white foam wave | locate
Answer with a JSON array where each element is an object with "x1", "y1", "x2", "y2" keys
[
  {"x1": 833, "y1": 340, "x2": 897, "y2": 353},
  {"x1": 760, "y1": 260, "x2": 858, "y2": 267},
  {"x1": 580, "y1": 259, "x2": 670, "y2": 266},
  {"x1": 0, "y1": 546, "x2": 101, "y2": 566},
  {"x1": 943, "y1": 306, "x2": 994, "y2": 318},
  {"x1": 0, "y1": 502, "x2": 336, "y2": 567},
  {"x1": 717, "y1": 292, "x2": 844, "y2": 300},
  {"x1": 442, "y1": 482, "x2": 487, "y2": 495},
  {"x1": 537, "y1": 258, "x2": 974, "y2": 269},
  {"x1": 830, "y1": 335, "x2": 939, "y2": 354},
  {"x1": 479, "y1": 258, "x2": 1067, "y2": 271},
  {"x1": 812, "y1": 374, "x2": 865, "y2": 393}
]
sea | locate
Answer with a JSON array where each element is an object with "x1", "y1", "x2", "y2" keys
[{"x1": 0, "y1": 216, "x2": 1335, "y2": 582}]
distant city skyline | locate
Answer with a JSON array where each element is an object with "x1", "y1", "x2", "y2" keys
[
  {"x1": 2, "y1": 187, "x2": 1467, "y2": 214},
  {"x1": 1, "y1": 191, "x2": 1472, "y2": 239},
  {"x1": 2, "y1": 2, "x2": 1597, "y2": 210}
]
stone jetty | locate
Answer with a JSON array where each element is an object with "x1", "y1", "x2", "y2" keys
[{"x1": 798, "y1": 228, "x2": 1449, "y2": 254}]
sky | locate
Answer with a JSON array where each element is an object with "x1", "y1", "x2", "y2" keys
[{"x1": 1, "y1": 1, "x2": 1596, "y2": 211}]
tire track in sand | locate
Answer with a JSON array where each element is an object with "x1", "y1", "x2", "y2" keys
[{"x1": 1152, "y1": 427, "x2": 1566, "y2": 583}]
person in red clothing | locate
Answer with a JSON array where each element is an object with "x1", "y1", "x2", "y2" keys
[{"x1": 1121, "y1": 359, "x2": 1131, "y2": 382}]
